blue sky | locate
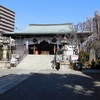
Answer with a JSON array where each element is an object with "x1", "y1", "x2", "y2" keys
[{"x1": 0, "y1": 0, "x2": 100, "y2": 30}]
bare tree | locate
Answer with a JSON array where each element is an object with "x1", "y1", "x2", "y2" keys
[
  {"x1": 93, "y1": 10, "x2": 100, "y2": 34},
  {"x1": 86, "y1": 17, "x2": 93, "y2": 31}
]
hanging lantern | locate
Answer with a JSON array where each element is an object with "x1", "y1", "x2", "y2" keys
[
  {"x1": 33, "y1": 38, "x2": 37, "y2": 43},
  {"x1": 52, "y1": 38, "x2": 57, "y2": 43}
]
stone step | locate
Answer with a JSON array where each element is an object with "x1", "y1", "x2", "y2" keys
[
  {"x1": 16, "y1": 55, "x2": 54, "y2": 70},
  {"x1": 60, "y1": 64, "x2": 72, "y2": 71}
]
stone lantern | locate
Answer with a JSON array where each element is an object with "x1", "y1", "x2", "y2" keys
[
  {"x1": 2, "y1": 37, "x2": 9, "y2": 61},
  {"x1": 60, "y1": 36, "x2": 71, "y2": 70},
  {"x1": 61, "y1": 36, "x2": 69, "y2": 61}
]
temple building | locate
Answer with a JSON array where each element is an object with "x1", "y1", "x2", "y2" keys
[
  {"x1": 3, "y1": 23, "x2": 93, "y2": 61},
  {"x1": 0, "y1": 5, "x2": 94, "y2": 69}
]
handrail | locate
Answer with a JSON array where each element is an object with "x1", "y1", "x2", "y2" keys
[{"x1": 16, "y1": 50, "x2": 28, "y2": 66}]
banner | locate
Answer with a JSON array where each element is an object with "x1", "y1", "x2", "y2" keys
[
  {"x1": 57, "y1": 41, "x2": 59, "y2": 50},
  {"x1": 26, "y1": 41, "x2": 28, "y2": 50}
]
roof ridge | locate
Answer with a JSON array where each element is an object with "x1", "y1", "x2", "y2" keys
[{"x1": 29, "y1": 23, "x2": 72, "y2": 26}]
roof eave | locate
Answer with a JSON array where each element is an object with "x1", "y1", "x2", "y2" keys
[{"x1": 16, "y1": 31, "x2": 73, "y2": 35}]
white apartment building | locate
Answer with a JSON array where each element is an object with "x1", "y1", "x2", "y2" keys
[{"x1": 0, "y1": 5, "x2": 15, "y2": 32}]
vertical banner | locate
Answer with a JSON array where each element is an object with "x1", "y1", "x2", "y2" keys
[
  {"x1": 57, "y1": 41, "x2": 59, "y2": 50},
  {"x1": 26, "y1": 41, "x2": 28, "y2": 50}
]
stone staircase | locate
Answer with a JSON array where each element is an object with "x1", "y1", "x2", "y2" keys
[{"x1": 16, "y1": 55, "x2": 55, "y2": 71}]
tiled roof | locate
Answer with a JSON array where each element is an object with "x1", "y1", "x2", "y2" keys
[
  {"x1": 19, "y1": 23, "x2": 74, "y2": 34},
  {"x1": 3, "y1": 23, "x2": 93, "y2": 35}
]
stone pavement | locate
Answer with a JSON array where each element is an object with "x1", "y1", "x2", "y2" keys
[
  {"x1": 0, "y1": 69, "x2": 36, "y2": 94},
  {"x1": 0, "y1": 68, "x2": 100, "y2": 100}
]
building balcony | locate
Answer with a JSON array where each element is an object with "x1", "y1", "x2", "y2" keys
[
  {"x1": 0, "y1": 7, "x2": 15, "y2": 16},
  {"x1": 0, "y1": 19, "x2": 14, "y2": 25},
  {"x1": 0, "y1": 22, "x2": 14, "y2": 28},
  {"x1": 0, "y1": 11, "x2": 15, "y2": 19},
  {"x1": 0, "y1": 15, "x2": 15, "y2": 22},
  {"x1": 0, "y1": 26, "x2": 14, "y2": 32}
]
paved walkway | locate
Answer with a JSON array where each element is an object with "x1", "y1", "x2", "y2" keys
[
  {"x1": 0, "y1": 69, "x2": 36, "y2": 94},
  {"x1": 0, "y1": 68, "x2": 100, "y2": 100}
]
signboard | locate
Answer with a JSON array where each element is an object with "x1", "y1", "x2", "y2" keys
[{"x1": 71, "y1": 55, "x2": 78, "y2": 60}]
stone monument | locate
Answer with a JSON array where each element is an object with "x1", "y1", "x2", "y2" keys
[{"x1": 89, "y1": 48, "x2": 96, "y2": 62}]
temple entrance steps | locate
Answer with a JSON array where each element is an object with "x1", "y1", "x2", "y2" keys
[{"x1": 16, "y1": 55, "x2": 55, "y2": 71}]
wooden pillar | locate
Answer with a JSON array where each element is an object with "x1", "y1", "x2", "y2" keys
[
  {"x1": 54, "y1": 44, "x2": 56, "y2": 54},
  {"x1": 33, "y1": 45, "x2": 38, "y2": 54},
  {"x1": 33, "y1": 45, "x2": 35, "y2": 54},
  {"x1": 24, "y1": 44, "x2": 26, "y2": 53}
]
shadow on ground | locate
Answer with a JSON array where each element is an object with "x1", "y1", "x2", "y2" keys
[{"x1": 0, "y1": 71, "x2": 100, "y2": 100}]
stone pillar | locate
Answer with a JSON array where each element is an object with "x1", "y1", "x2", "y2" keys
[{"x1": 89, "y1": 48, "x2": 96, "y2": 62}]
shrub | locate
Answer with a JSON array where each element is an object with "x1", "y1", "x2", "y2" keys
[
  {"x1": 0, "y1": 50, "x2": 3, "y2": 60},
  {"x1": 79, "y1": 50, "x2": 89, "y2": 63},
  {"x1": 95, "y1": 60, "x2": 100, "y2": 69}
]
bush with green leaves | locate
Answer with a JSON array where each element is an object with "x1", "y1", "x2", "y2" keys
[
  {"x1": 0, "y1": 50, "x2": 3, "y2": 60},
  {"x1": 79, "y1": 50, "x2": 89, "y2": 63}
]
